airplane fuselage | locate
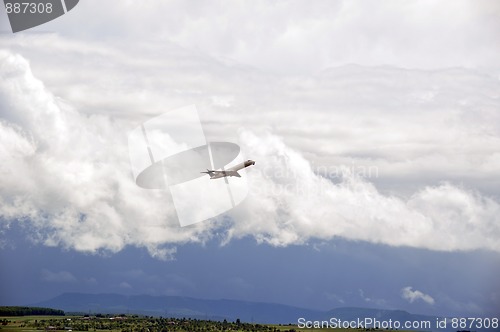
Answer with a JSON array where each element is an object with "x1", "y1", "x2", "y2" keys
[{"x1": 201, "y1": 160, "x2": 255, "y2": 179}]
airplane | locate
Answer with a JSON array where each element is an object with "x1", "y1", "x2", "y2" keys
[{"x1": 201, "y1": 160, "x2": 255, "y2": 179}]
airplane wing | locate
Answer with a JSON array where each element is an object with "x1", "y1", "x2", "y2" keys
[{"x1": 200, "y1": 169, "x2": 241, "y2": 178}]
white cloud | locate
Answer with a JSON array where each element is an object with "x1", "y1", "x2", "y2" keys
[
  {"x1": 41, "y1": 269, "x2": 77, "y2": 283},
  {"x1": 0, "y1": 29, "x2": 499, "y2": 257},
  {"x1": 226, "y1": 130, "x2": 500, "y2": 252},
  {"x1": 0, "y1": 49, "x2": 216, "y2": 255},
  {"x1": 146, "y1": 246, "x2": 177, "y2": 261},
  {"x1": 401, "y1": 286, "x2": 435, "y2": 305},
  {"x1": 28, "y1": 0, "x2": 500, "y2": 74}
]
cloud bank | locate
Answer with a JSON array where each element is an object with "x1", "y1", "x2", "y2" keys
[
  {"x1": 28, "y1": 0, "x2": 500, "y2": 74},
  {"x1": 0, "y1": 31, "x2": 499, "y2": 256},
  {"x1": 0, "y1": 50, "x2": 215, "y2": 256},
  {"x1": 227, "y1": 130, "x2": 500, "y2": 252}
]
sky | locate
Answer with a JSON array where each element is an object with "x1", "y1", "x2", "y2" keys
[{"x1": 1, "y1": 0, "x2": 500, "y2": 319}]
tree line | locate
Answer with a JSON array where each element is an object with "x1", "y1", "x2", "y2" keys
[{"x1": 0, "y1": 306, "x2": 65, "y2": 316}]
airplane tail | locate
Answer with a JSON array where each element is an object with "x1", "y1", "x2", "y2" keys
[{"x1": 201, "y1": 169, "x2": 215, "y2": 178}]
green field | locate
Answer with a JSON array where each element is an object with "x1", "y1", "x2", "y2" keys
[{"x1": 0, "y1": 315, "x2": 415, "y2": 332}]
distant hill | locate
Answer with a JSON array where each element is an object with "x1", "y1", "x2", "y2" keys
[
  {"x1": 33, "y1": 293, "x2": 319, "y2": 323},
  {"x1": 33, "y1": 293, "x2": 457, "y2": 331}
]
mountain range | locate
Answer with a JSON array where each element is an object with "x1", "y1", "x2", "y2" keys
[{"x1": 34, "y1": 293, "x2": 458, "y2": 331}]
